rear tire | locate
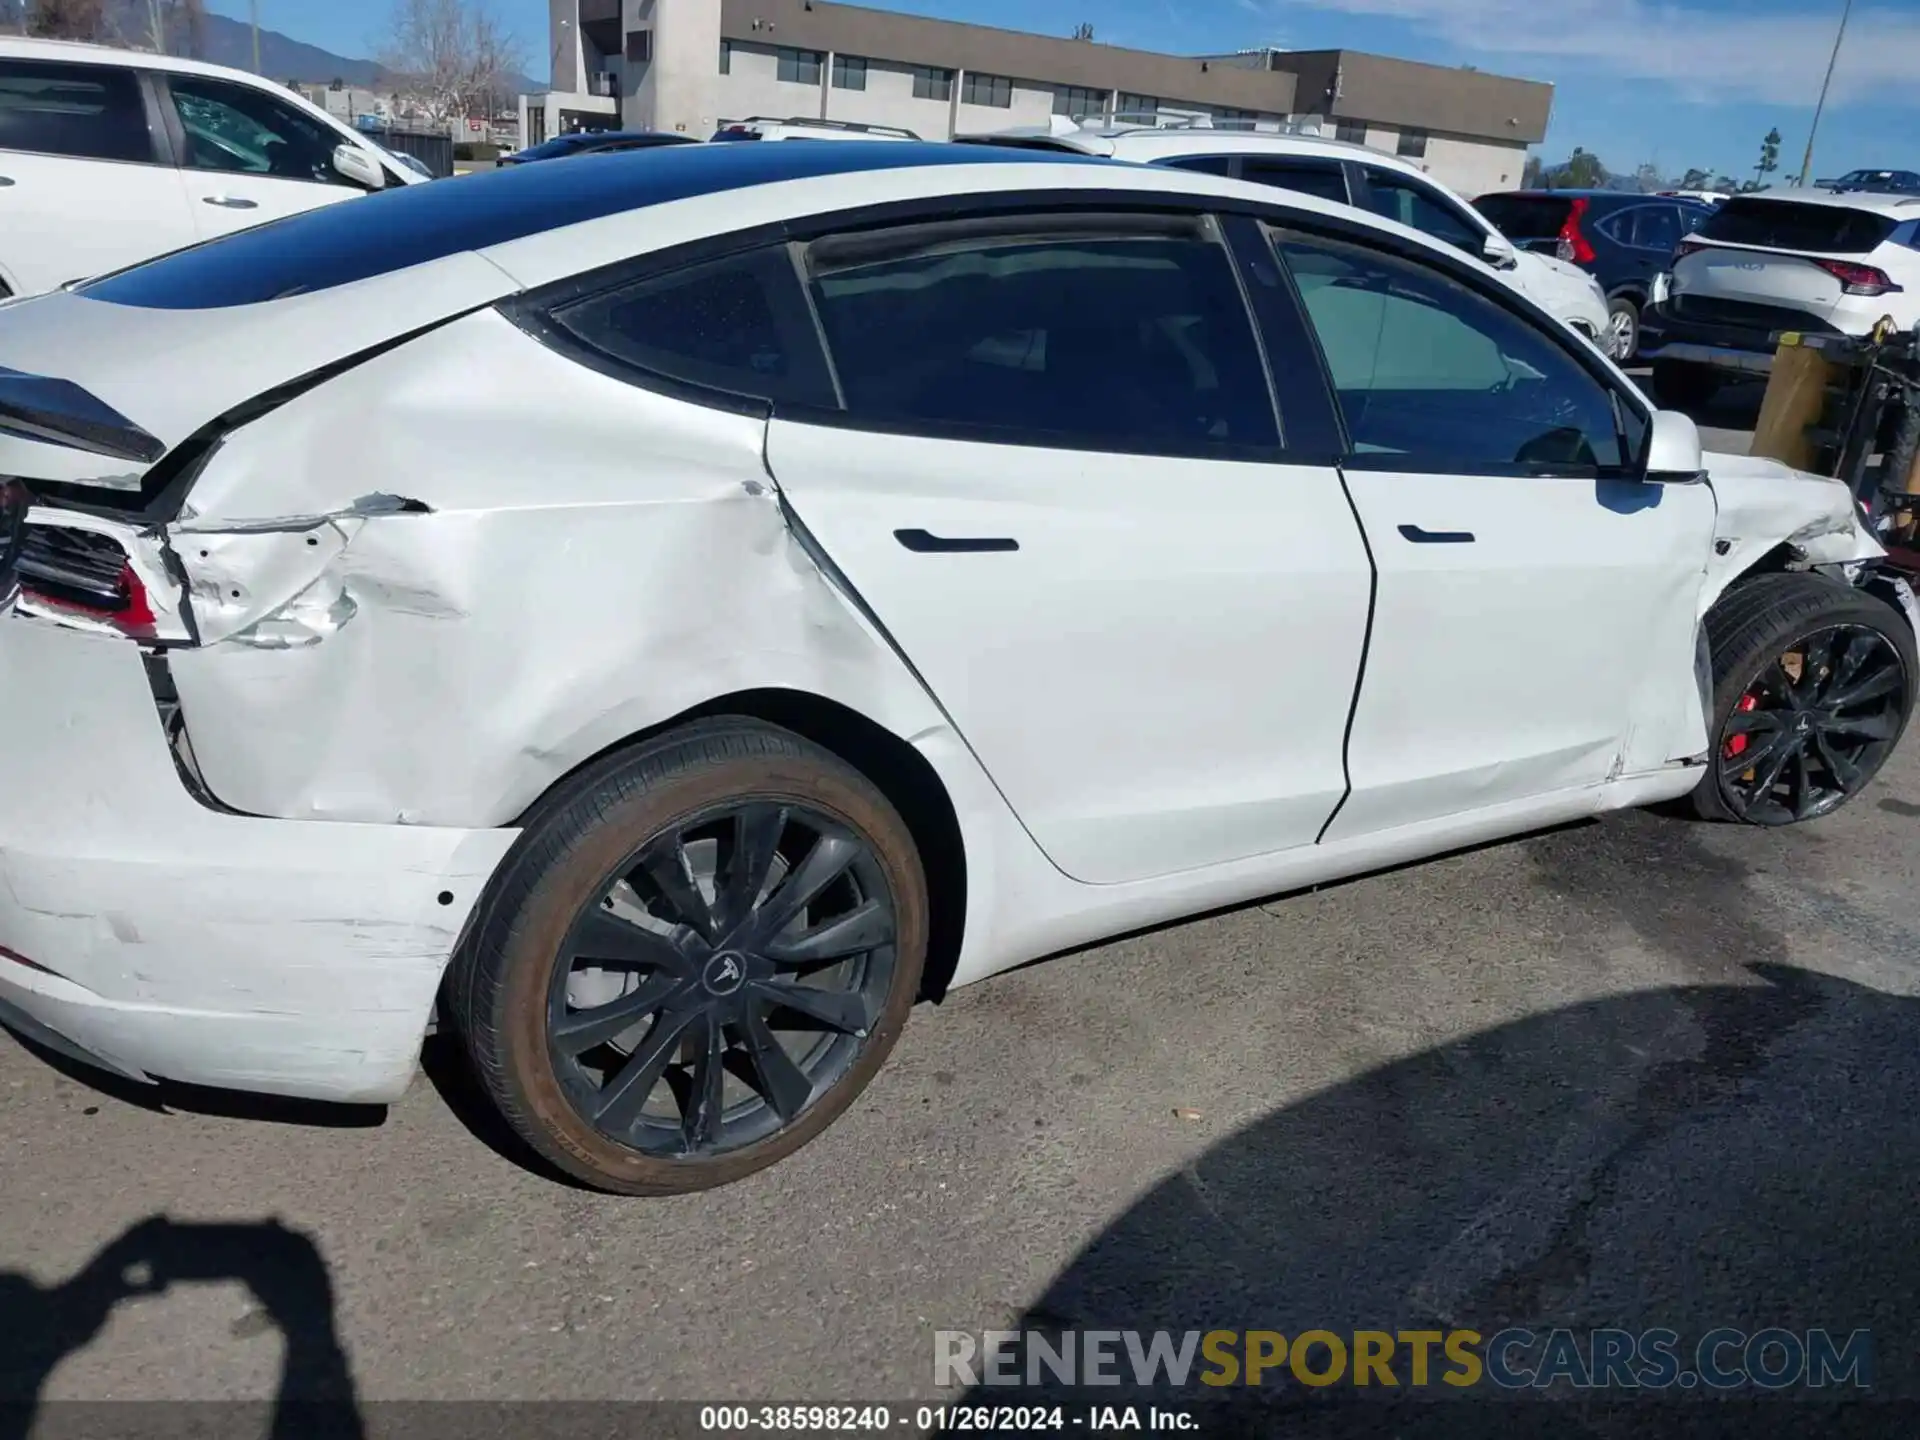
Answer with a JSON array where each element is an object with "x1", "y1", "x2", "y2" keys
[
  {"x1": 1652, "y1": 359, "x2": 1721, "y2": 412},
  {"x1": 449, "y1": 718, "x2": 929, "y2": 1194},
  {"x1": 1691, "y1": 573, "x2": 1916, "y2": 824},
  {"x1": 1604, "y1": 295, "x2": 1640, "y2": 361}
]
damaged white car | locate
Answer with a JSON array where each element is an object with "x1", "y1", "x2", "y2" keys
[{"x1": 0, "y1": 143, "x2": 1912, "y2": 1194}]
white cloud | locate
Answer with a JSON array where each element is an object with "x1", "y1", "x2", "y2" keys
[{"x1": 1262, "y1": 0, "x2": 1920, "y2": 107}]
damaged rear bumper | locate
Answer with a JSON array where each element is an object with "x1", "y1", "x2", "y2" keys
[{"x1": 0, "y1": 617, "x2": 518, "y2": 1103}]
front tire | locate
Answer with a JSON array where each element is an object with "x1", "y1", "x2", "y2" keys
[
  {"x1": 449, "y1": 719, "x2": 929, "y2": 1194},
  {"x1": 1691, "y1": 573, "x2": 1916, "y2": 825}
]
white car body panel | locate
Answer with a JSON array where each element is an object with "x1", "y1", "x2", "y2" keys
[
  {"x1": 764, "y1": 419, "x2": 1372, "y2": 885},
  {"x1": 0, "y1": 151, "x2": 201, "y2": 298},
  {"x1": 1325, "y1": 471, "x2": 1719, "y2": 841},
  {"x1": 178, "y1": 168, "x2": 365, "y2": 240},
  {"x1": 0, "y1": 148, "x2": 1904, "y2": 1103}
]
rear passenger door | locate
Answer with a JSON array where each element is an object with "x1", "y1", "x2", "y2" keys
[
  {"x1": 0, "y1": 57, "x2": 197, "y2": 295},
  {"x1": 761, "y1": 211, "x2": 1374, "y2": 886}
]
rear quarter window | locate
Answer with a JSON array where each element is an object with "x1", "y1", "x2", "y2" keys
[{"x1": 1699, "y1": 198, "x2": 1897, "y2": 255}]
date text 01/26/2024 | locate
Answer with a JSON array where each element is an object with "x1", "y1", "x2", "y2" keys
[{"x1": 699, "y1": 1405, "x2": 1197, "y2": 1432}]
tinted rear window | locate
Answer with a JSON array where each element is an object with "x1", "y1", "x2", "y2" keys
[
  {"x1": 1699, "y1": 198, "x2": 1897, "y2": 255},
  {"x1": 1472, "y1": 194, "x2": 1572, "y2": 240}
]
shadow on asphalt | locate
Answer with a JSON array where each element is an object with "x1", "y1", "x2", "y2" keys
[
  {"x1": 967, "y1": 818, "x2": 1917, "y2": 1436},
  {"x1": 0, "y1": 1217, "x2": 361, "y2": 1440}
]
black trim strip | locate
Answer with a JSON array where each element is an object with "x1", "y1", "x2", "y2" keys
[
  {"x1": 1316, "y1": 464, "x2": 1379, "y2": 846},
  {"x1": 1398, "y1": 524, "x2": 1476, "y2": 544}
]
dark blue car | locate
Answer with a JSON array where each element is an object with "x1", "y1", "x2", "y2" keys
[{"x1": 1473, "y1": 189, "x2": 1718, "y2": 359}]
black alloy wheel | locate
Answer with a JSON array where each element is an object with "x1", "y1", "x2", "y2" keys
[
  {"x1": 450, "y1": 718, "x2": 929, "y2": 1194},
  {"x1": 548, "y1": 800, "x2": 898, "y2": 1158},
  {"x1": 1694, "y1": 573, "x2": 1917, "y2": 825},
  {"x1": 1717, "y1": 624, "x2": 1906, "y2": 824}
]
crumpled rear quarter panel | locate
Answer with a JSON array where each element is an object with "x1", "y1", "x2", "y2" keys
[{"x1": 164, "y1": 308, "x2": 943, "y2": 828}]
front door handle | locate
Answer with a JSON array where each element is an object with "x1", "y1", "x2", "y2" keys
[
  {"x1": 1398, "y1": 524, "x2": 1475, "y2": 544},
  {"x1": 0, "y1": 176, "x2": 14, "y2": 187},
  {"x1": 202, "y1": 195, "x2": 258, "y2": 209},
  {"x1": 894, "y1": 528, "x2": 1019, "y2": 554}
]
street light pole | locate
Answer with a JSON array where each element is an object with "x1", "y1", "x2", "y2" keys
[
  {"x1": 250, "y1": 0, "x2": 261, "y2": 73},
  {"x1": 1799, "y1": 0, "x2": 1854, "y2": 187}
]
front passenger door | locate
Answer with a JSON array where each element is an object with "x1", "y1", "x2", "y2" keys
[
  {"x1": 161, "y1": 75, "x2": 370, "y2": 238},
  {"x1": 1272, "y1": 229, "x2": 1718, "y2": 842}
]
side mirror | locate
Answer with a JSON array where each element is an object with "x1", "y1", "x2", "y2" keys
[
  {"x1": 1645, "y1": 408, "x2": 1704, "y2": 480},
  {"x1": 1482, "y1": 231, "x2": 1519, "y2": 270},
  {"x1": 332, "y1": 142, "x2": 386, "y2": 191}
]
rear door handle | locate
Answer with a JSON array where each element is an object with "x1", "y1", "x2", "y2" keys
[
  {"x1": 894, "y1": 528, "x2": 1019, "y2": 554},
  {"x1": 202, "y1": 196, "x2": 258, "y2": 209},
  {"x1": 1398, "y1": 524, "x2": 1475, "y2": 544},
  {"x1": 0, "y1": 176, "x2": 14, "y2": 187}
]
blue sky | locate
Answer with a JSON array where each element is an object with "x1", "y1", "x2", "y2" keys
[{"x1": 208, "y1": 0, "x2": 1913, "y2": 184}]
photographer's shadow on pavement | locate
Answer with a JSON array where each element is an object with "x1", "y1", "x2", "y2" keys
[
  {"x1": 976, "y1": 962, "x2": 1920, "y2": 1439},
  {"x1": 0, "y1": 1217, "x2": 362, "y2": 1440}
]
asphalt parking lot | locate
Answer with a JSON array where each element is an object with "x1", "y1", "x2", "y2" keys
[{"x1": 6, "y1": 388, "x2": 1918, "y2": 1426}]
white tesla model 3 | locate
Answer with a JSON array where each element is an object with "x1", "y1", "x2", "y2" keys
[{"x1": 0, "y1": 142, "x2": 1910, "y2": 1193}]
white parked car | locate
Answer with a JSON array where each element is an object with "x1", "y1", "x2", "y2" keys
[
  {"x1": 958, "y1": 123, "x2": 1617, "y2": 355},
  {"x1": 1643, "y1": 189, "x2": 1920, "y2": 409},
  {"x1": 0, "y1": 143, "x2": 1911, "y2": 1194},
  {"x1": 0, "y1": 36, "x2": 428, "y2": 299}
]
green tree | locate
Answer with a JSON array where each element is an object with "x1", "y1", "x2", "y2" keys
[
  {"x1": 1749, "y1": 126, "x2": 1781, "y2": 191},
  {"x1": 1559, "y1": 147, "x2": 1607, "y2": 188},
  {"x1": 1522, "y1": 154, "x2": 1545, "y2": 188},
  {"x1": 1680, "y1": 167, "x2": 1712, "y2": 190}
]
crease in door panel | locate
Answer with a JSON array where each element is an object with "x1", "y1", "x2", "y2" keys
[
  {"x1": 757, "y1": 438, "x2": 1087, "y2": 886},
  {"x1": 1316, "y1": 462, "x2": 1379, "y2": 845}
]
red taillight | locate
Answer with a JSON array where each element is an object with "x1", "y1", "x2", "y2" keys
[
  {"x1": 1813, "y1": 258, "x2": 1902, "y2": 296},
  {"x1": 17, "y1": 527, "x2": 160, "y2": 640},
  {"x1": 1556, "y1": 197, "x2": 1596, "y2": 265}
]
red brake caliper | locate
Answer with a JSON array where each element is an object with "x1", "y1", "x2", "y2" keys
[{"x1": 1725, "y1": 693, "x2": 1759, "y2": 760}]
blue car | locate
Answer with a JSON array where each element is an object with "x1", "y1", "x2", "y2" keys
[{"x1": 1473, "y1": 189, "x2": 1718, "y2": 359}]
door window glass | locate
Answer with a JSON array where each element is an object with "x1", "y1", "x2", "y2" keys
[
  {"x1": 1362, "y1": 169, "x2": 1484, "y2": 254},
  {"x1": 806, "y1": 219, "x2": 1279, "y2": 457},
  {"x1": 167, "y1": 76, "x2": 350, "y2": 185},
  {"x1": 1633, "y1": 204, "x2": 1682, "y2": 252},
  {"x1": 1242, "y1": 158, "x2": 1350, "y2": 205},
  {"x1": 1274, "y1": 230, "x2": 1635, "y2": 473},
  {"x1": 0, "y1": 60, "x2": 152, "y2": 163}
]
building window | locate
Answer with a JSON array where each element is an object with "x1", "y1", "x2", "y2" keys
[
  {"x1": 961, "y1": 72, "x2": 1012, "y2": 108},
  {"x1": 625, "y1": 29, "x2": 651, "y2": 63},
  {"x1": 777, "y1": 47, "x2": 823, "y2": 86},
  {"x1": 1116, "y1": 92, "x2": 1158, "y2": 124},
  {"x1": 1334, "y1": 120, "x2": 1367, "y2": 144},
  {"x1": 911, "y1": 65, "x2": 952, "y2": 101},
  {"x1": 1396, "y1": 127, "x2": 1429, "y2": 159},
  {"x1": 1212, "y1": 106, "x2": 1257, "y2": 130},
  {"x1": 1052, "y1": 84, "x2": 1105, "y2": 120},
  {"x1": 832, "y1": 54, "x2": 866, "y2": 91},
  {"x1": 719, "y1": 39, "x2": 731, "y2": 75}
]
